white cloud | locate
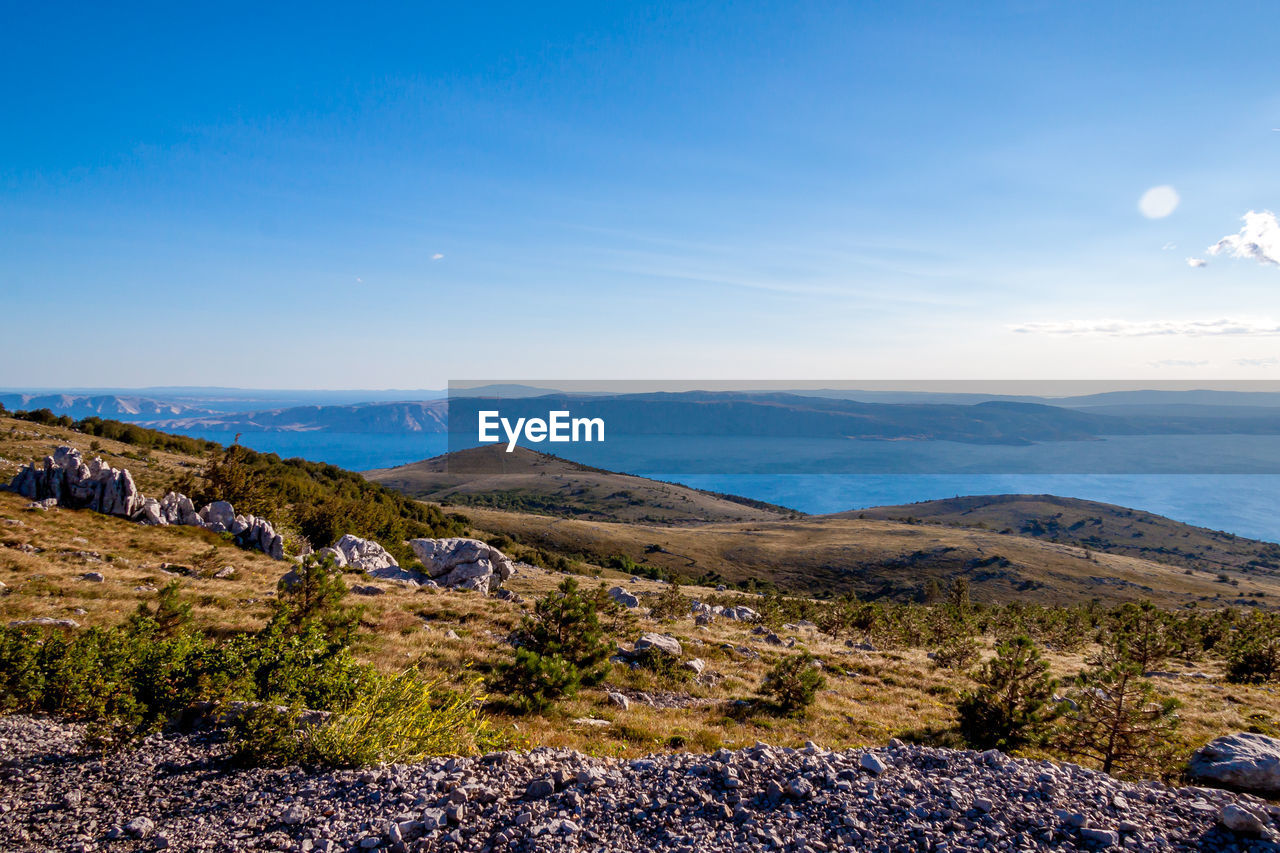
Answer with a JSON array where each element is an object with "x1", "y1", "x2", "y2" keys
[
  {"x1": 1206, "y1": 210, "x2": 1280, "y2": 266},
  {"x1": 1186, "y1": 257, "x2": 1207, "y2": 268},
  {"x1": 1162, "y1": 241, "x2": 1177, "y2": 251},
  {"x1": 1148, "y1": 359, "x2": 1209, "y2": 367},
  {"x1": 431, "y1": 253, "x2": 444, "y2": 261},
  {"x1": 1139, "y1": 185, "x2": 1179, "y2": 219},
  {"x1": 1011, "y1": 318, "x2": 1280, "y2": 337},
  {"x1": 1235, "y1": 357, "x2": 1280, "y2": 367}
]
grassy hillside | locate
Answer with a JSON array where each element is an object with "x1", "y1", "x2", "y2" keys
[
  {"x1": 847, "y1": 495, "x2": 1280, "y2": 577},
  {"x1": 366, "y1": 445, "x2": 803, "y2": 525},
  {"x1": 0, "y1": 414, "x2": 467, "y2": 562},
  {"x1": 3, "y1": 418, "x2": 1279, "y2": 778},
  {"x1": 461, "y1": 507, "x2": 1280, "y2": 607},
  {"x1": 3, "y1": 488, "x2": 1278, "y2": 768}
]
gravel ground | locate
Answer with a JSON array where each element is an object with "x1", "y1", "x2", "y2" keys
[{"x1": 1, "y1": 715, "x2": 1277, "y2": 853}]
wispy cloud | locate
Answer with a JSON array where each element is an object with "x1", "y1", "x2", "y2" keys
[
  {"x1": 1207, "y1": 210, "x2": 1280, "y2": 267},
  {"x1": 1148, "y1": 358, "x2": 1209, "y2": 367},
  {"x1": 1011, "y1": 318, "x2": 1280, "y2": 337},
  {"x1": 1186, "y1": 257, "x2": 1207, "y2": 268},
  {"x1": 1235, "y1": 356, "x2": 1280, "y2": 367},
  {"x1": 431, "y1": 253, "x2": 444, "y2": 261}
]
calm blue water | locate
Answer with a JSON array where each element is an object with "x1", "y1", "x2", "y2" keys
[{"x1": 175, "y1": 429, "x2": 1280, "y2": 543}]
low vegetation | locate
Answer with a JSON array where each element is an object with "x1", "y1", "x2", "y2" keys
[{"x1": 1, "y1": 420, "x2": 1278, "y2": 784}]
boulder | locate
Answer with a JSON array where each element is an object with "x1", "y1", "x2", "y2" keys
[
  {"x1": 722, "y1": 605, "x2": 760, "y2": 622},
  {"x1": 137, "y1": 498, "x2": 165, "y2": 526},
  {"x1": 335, "y1": 534, "x2": 399, "y2": 573},
  {"x1": 635, "y1": 632, "x2": 682, "y2": 657},
  {"x1": 6, "y1": 448, "x2": 288, "y2": 560},
  {"x1": 1189, "y1": 733, "x2": 1280, "y2": 795},
  {"x1": 408, "y1": 537, "x2": 516, "y2": 595},
  {"x1": 315, "y1": 546, "x2": 348, "y2": 569},
  {"x1": 1219, "y1": 804, "x2": 1271, "y2": 836},
  {"x1": 608, "y1": 586, "x2": 640, "y2": 608},
  {"x1": 199, "y1": 501, "x2": 236, "y2": 531}
]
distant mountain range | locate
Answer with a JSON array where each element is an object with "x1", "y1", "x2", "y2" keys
[
  {"x1": 144, "y1": 401, "x2": 448, "y2": 433},
  {"x1": 0, "y1": 393, "x2": 215, "y2": 420},
  {"x1": 4, "y1": 386, "x2": 1280, "y2": 446}
]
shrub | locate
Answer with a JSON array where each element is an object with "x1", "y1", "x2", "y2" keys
[
  {"x1": 956, "y1": 636, "x2": 1059, "y2": 751},
  {"x1": 0, "y1": 581, "x2": 373, "y2": 743},
  {"x1": 1057, "y1": 644, "x2": 1181, "y2": 779},
  {"x1": 174, "y1": 442, "x2": 469, "y2": 562},
  {"x1": 493, "y1": 578, "x2": 614, "y2": 711},
  {"x1": 126, "y1": 580, "x2": 193, "y2": 638},
  {"x1": 271, "y1": 554, "x2": 360, "y2": 643},
  {"x1": 306, "y1": 670, "x2": 501, "y2": 766},
  {"x1": 648, "y1": 579, "x2": 690, "y2": 621},
  {"x1": 1225, "y1": 611, "x2": 1280, "y2": 684},
  {"x1": 760, "y1": 653, "x2": 826, "y2": 715},
  {"x1": 931, "y1": 635, "x2": 980, "y2": 671},
  {"x1": 633, "y1": 647, "x2": 692, "y2": 683},
  {"x1": 228, "y1": 705, "x2": 306, "y2": 767}
]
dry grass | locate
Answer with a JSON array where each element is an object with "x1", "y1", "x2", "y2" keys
[
  {"x1": 0, "y1": 417, "x2": 203, "y2": 496},
  {"x1": 462, "y1": 507, "x2": 1280, "y2": 608},
  {"x1": 3, "y1": 488, "x2": 1276, "y2": 768},
  {"x1": 1, "y1": 418, "x2": 1276, "y2": 772}
]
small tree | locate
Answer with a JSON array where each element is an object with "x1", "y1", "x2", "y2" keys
[
  {"x1": 494, "y1": 578, "x2": 613, "y2": 711},
  {"x1": 956, "y1": 636, "x2": 1059, "y2": 751},
  {"x1": 1057, "y1": 650, "x2": 1180, "y2": 779},
  {"x1": 272, "y1": 554, "x2": 359, "y2": 643},
  {"x1": 198, "y1": 442, "x2": 273, "y2": 518},
  {"x1": 127, "y1": 580, "x2": 193, "y2": 639},
  {"x1": 1225, "y1": 611, "x2": 1280, "y2": 684},
  {"x1": 1103, "y1": 600, "x2": 1177, "y2": 671},
  {"x1": 648, "y1": 579, "x2": 690, "y2": 621},
  {"x1": 760, "y1": 653, "x2": 826, "y2": 715},
  {"x1": 947, "y1": 577, "x2": 972, "y2": 613}
]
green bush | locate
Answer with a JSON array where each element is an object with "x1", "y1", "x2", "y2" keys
[
  {"x1": 633, "y1": 647, "x2": 692, "y2": 683},
  {"x1": 648, "y1": 579, "x2": 691, "y2": 621},
  {"x1": 956, "y1": 636, "x2": 1059, "y2": 751},
  {"x1": 492, "y1": 578, "x2": 614, "y2": 711},
  {"x1": 172, "y1": 442, "x2": 469, "y2": 562},
  {"x1": 1057, "y1": 656, "x2": 1180, "y2": 779},
  {"x1": 0, "y1": 578, "x2": 371, "y2": 742},
  {"x1": 760, "y1": 653, "x2": 826, "y2": 715},
  {"x1": 1225, "y1": 611, "x2": 1280, "y2": 684}
]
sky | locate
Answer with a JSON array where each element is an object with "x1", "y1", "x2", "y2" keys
[{"x1": 3, "y1": 1, "x2": 1280, "y2": 388}]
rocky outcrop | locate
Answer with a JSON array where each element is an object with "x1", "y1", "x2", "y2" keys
[
  {"x1": 6, "y1": 446, "x2": 285, "y2": 560},
  {"x1": 722, "y1": 605, "x2": 760, "y2": 622},
  {"x1": 408, "y1": 537, "x2": 515, "y2": 595},
  {"x1": 9, "y1": 446, "x2": 142, "y2": 518},
  {"x1": 608, "y1": 586, "x2": 640, "y2": 608},
  {"x1": 1189, "y1": 732, "x2": 1280, "y2": 796}
]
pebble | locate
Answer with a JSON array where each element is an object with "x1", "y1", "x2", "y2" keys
[{"x1": 0, "y1": 715, "x2": 1276, "y2": 852}]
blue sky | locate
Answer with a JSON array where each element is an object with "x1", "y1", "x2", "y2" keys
[{"x1": 3, "y1": 1, "x2": 1280, "y2": 388}]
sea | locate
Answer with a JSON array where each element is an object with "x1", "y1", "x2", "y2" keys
[{"x1": 169, "y1": 430, "x2": 1280, "y2": 543}]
